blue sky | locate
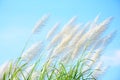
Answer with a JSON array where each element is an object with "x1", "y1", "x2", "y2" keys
[{"x1": 0, "y1": 0, "x2": 120, "y2": 79}]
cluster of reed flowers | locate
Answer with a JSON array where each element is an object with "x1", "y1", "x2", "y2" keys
[{"x1": 0, "y1": 15, "x2": 114, "y2": 80}]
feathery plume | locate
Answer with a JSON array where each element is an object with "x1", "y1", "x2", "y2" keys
[
  {"x1": 46, "y1": 22, "x2": 60, "y2": 40},
  {"x1": 90, "y1": 15, "x2": 100, "y2": 29},
  {"x1": 90, "y1": 49, "x2": 102, "y2": 61},
  {"x1": 88, "y1": 17, "x2": 112, "y2": 40},
  {"x1": 71, "y1": 32, "x2": 89, "y2": 59},
  {"x1": 51, "y1": 23, "x2": 81, "y2": 57},
  {"x1": 71, "y1": 17, "x2": 112, "y2": 55},
  {"x1": 47, "y1": 32, "x2": 62, "y2": 50},
  {"x1": 91, "y1": 31, "x2": 115, "y2": 50},
  {"x1": 64, "y1": 16, "x2": 77, "y2": 27},
  {"x1": 92, "y1": 62, "x2": 107, "y2": 79},
  {"x1": 32, "y1": 14, "x2": 49, "y2": 34},
  {"x1": 70, "y1": 22, "x2": 90, "y2": 48},
  {"x1": 82, "y1": 49, "x2": 102, "y2": 72},
  {"x1": 52, "y1": 32, "x2": 72, "y2": 56},
  {"x1": 21, "y1": 41, "x2": 43, "y2": 62},
  {"x1": 88, "y1": 49, "x2": 102, "y2": 68},
  {"x1": 60, "y1": 16, "x2": 77, "y2": 35},
  {"x1": 47, "y1": 16, "x2": 77, "y2": 50}
]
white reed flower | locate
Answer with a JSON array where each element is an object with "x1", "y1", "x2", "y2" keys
[
  {"x1": 66, "y1": 16, "x2": 77, "y2": 25},
  {"x1": 82, "y1": 49, "x2": 102, "y2": 72},
  {"x1": 76, "y1": 19, "x2": 109, "y2": 51},
  {"x1": 64, "y1": 16, "x2": 77, "y2": 27},
  {"x1": 60, "y1": 48, "x2": 74, "y2": 64},
  {"x1": 89, "y1": 17, "x2": 112, "y2": 40},
  {"x1": 21, "y1": 41, "x2": 42, "y2": 62},
  {"x1": 84, "y1": 17, "x2": 112, "y2": 41},
  {"x1": 94, "y1": 61, "x2": 103, "y2": 70},
  {"x1": 32, "y1": 14, "x2": 49, "y2": 34},
  {"x1": 89, "y1": 15, "x2": 100, "y2": 29},
  {"x1": 60, "y1": 16, "x2": 77, "y2": 34},
  {"x1": 70, "y1": 23, "x2": 81, "y2": 35},
  {"x1": 101, "y1": 31, "x2": 115, "y2": 49},
  {"x1": 47, "y1": 19, "x2": 77, "y2": 55},
  {"x1": 50, "y1": 35, "x2": 72, "y2": 58},
  {"x1": 71, "y1": 30, "x2": 91, "y2": 57},
  {"x1": 90, "y1": 49, "x2": 102, "y2": 61},
  {"x1": 52, "y1": 25, "x2": 79, "y2": 57},
  {"x1": 100, "y1": 17, "x2": 113, "y2": 27},
  {"x1": 92, "y1": 61, "x2": 107, "y2": 79},
  {"x1": 47, "y1": 17, "x2": 77, "y2": 50},
  {"x1": 47, "y1": 32, "x2": 62, "y2": 50},
  {"x1": 70, "y1": 23, "x2": 91, "y2": 49},
  {"x1": 93, "y1": 15, "x2": 99, "y2": 24},
  {"x1": 71, "y1": 32, "x2": 89, "y2": 59},
  {"x1": 92, "y1": 31, "x2": 114, "y2": 50},
  {"x1": 0, "y1": 61, "x2": 12, "y2": 80},
  {"x1": 46, "y1": 22, "x2": 60, "y2": 40},
  {"x1": 47, "y1": 26, "x2": 71, "y2": 50}
]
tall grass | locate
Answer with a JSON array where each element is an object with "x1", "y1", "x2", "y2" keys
[{"x1": 0, "y1": 15, "x2": 115, "y2": 80}]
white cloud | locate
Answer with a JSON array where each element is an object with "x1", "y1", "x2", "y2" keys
[{"x1": 101, "y1": 50, "x2": 120, "y2": 66}]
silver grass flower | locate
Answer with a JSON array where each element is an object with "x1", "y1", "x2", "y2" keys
[
  {"x1": 47, "y1": 17, "x2": 77, "y2": 50},
  {"x1": 62, "y1": 16, "x2": 77, "y2": 32},
  {"x1": 89, "y1": 15, "x2": 100, "y2": 28},
  {"x1": 70, "y1": 17, "x2": 112, "y2": 59},
  {"x1": 71, "y1": 33, "x2": 89, "y2": 59},
  {"x1": 21, "y1": 41, "x2": 43, "y2": 62},
  {"x1": 52, "y1": 35, "x2": 72, "y2": 57},
  {"x1": 32, "y1": 14, "x2": 49, "y2": 34},
  {"x1": 51, "y1": 23, "x2": 81, "y2": 57},
  {"x1": 87, "y1": 17, "x2": 112, "y2": 42},
  {"x1": 92, "y1": 62, "x2": 107, "y2": 79},
  {"x1": 90, "y1": 49, "x2": 102, "y2": 62},
  {"x1": 82, "y1": 49, "x2": 102, "y2": 72},
  {"x1": 91, "y1": 31, "x2": 115, "y2": 50},
  {"x1": 47, "y1": 32, "x2": 62, "y2": 50},
  {"x1": 47, "y1": 22, "x2": 73, "y2": 50},
  {"x1": 70, "y1": 23, "x2": 88, "y2": 46},
  {"x1": 46, "y1": 22, "x2": 60, "y2": 40},
  {"x1": 94, "y1": 61, "x2": 103, "y2": 70}
]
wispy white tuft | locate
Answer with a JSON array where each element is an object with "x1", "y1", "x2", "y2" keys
[
  {"x1": 21, "y1": 41, "x2": 43, "y2": 62},
  {"x1": 82, "y1": 49, "x2": 102, "y2": 72},
  {"x1": 92, "y1": 62, "x2": 107, "y2": 79},
  {"x1": 47, "y1": 32, "x2": 62, "y2": 50},
  {"x1": 32, "y1": 14, "x2": 49, "y2": 34},
  {"x1": 90, "y1": 49, "x2": 102, "y2": 61},
  {"x1": 65, "y1": 16, "x2": 77, "y2": 26},
  {"x1": 60, "y1": 16, "x2": 77, "y2": 34},
  {"x1": 46, "y1": 22, "x2": 60, "y2": 40}
]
